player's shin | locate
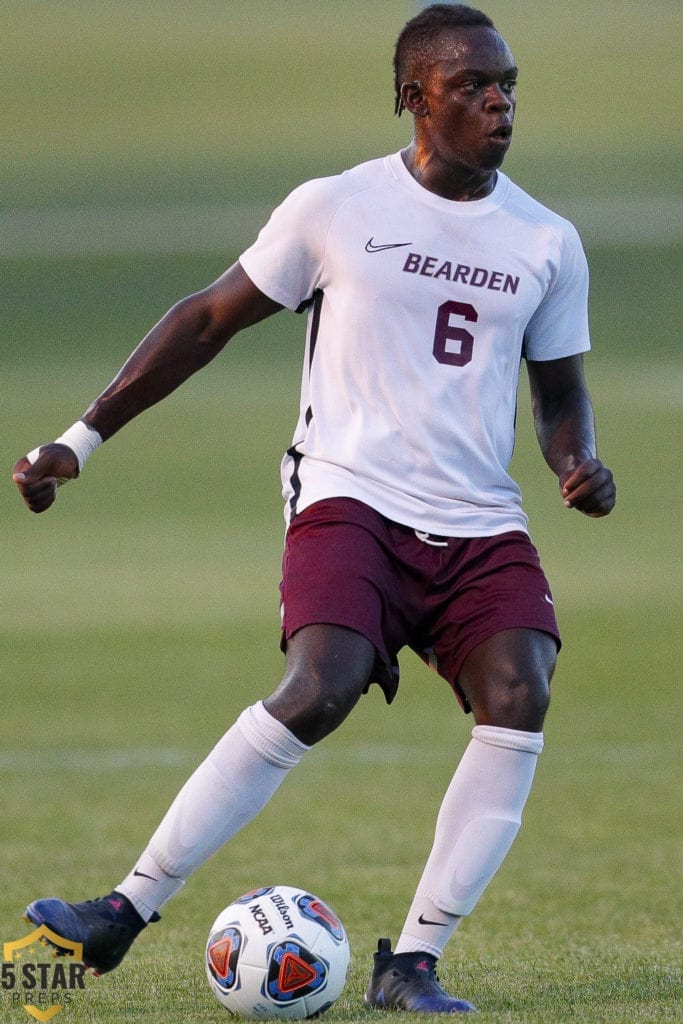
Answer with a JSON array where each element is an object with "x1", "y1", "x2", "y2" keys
[
  {"x1": 395, "y1": 725, "x2": 544, "y2": 957},
  {"x1": 117, "y1": 701, "x2": 310, "y2": 921}
]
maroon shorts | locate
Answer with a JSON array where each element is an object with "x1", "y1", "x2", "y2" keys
[{"x1": 279, "y1": 497, "x2": 560, "y2": 713}]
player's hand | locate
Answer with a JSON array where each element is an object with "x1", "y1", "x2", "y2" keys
[
  {"x1": 13, "y1": 444, "x2": 79, "y2": 513},
  {"x1": 560, "y1": 459, "x2": 616, "y2": 518}
]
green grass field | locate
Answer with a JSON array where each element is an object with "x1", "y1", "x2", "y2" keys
[{"x1": 2, "y1": 2, "x2": 681, "y2": 1022}]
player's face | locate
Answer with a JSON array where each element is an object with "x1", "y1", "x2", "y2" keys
[{"x1": 414, "y1": 26, "x2": 517, "y2": 179}]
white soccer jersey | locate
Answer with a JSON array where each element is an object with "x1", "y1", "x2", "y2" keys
[{"x1": 239, "y1": 151, "x2": 590, "y2": 536}]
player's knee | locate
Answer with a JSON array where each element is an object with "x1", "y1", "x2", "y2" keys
[
  {"x1": 310, "y1": 692, "x2": 359, "y2": 741},
  {"x1": 461, "y1": 630, "x2": 556, "y2": 731},
  {"x1": 503, "y1": 670, "x2": 550, "y2": 724},
  {"x1": 264, "y1": 668, "x2": 367, "y2": 746},
  {"x1": 265, "y1": 625, "x2": 375, "y2": 744},
  {"x1": 265, "y1": 688, "x2": 360, "y2": 745},
  {"x1": 477, "y1": 670, "x2": 550, "y2": 730}
]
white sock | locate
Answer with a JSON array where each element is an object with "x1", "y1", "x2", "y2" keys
[
  {"x1": 395, "y1": 725, "x2": 544, "y2": 957},
  {"x1": 117, "y1": 701, "x2": 309, "y2": 921}
]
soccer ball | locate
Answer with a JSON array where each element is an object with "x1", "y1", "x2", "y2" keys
[{"x1": 205, "y1": 885, "x2": 351, "y2": 1019}]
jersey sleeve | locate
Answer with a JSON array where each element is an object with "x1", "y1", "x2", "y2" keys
[
  {"x1": 239, "y1": 178, "x2": 335, "y2": 311},
  {"x1": 523, "y1": 221, "x2": 591, "y2": 360}
]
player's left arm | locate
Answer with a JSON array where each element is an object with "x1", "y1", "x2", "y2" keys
[{"x1": 527, "y1": 353, "x2": 616, "y2": 518}]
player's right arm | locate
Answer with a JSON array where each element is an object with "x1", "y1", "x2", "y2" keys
[{"x1": 13, "y1": 263, "x2": 282, "y2": 513}]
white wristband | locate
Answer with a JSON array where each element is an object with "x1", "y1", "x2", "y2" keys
[
  {"x1": 25, "y1": 422, "x2": 102, "y2": 480},
  {"x1": 53, "y1": 421, "x2": 103, "y2": 473}
]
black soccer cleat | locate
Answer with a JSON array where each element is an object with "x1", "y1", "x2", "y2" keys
[
  {"x1": 364, "y1": 938, "x2": 476, "y2": 1014},
  {"x1": 24, "y1": 891, "x2": 159, "y2": 976}
]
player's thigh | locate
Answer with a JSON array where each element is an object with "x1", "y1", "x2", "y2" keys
[
  {"x1": 457, "y1": 627, "x2": 557, "y2": 731},
  {"x1": 279, "y1": 498, "x2": 409, "y2": 708},
  {"x1": 280, "y1": 498, "x2": 397, "y2": 657},
  {"x1": 426, "y1": 532, "x2": 560, "y2": 717}
]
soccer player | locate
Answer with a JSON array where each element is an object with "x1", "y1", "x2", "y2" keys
[{"x1": 14, "y1": 4, "x2": 615, "y2": 1014}]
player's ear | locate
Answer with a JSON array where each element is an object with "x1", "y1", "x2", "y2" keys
[{"x1": 400, "y1": 81, "x2": 429, "y2": 118}]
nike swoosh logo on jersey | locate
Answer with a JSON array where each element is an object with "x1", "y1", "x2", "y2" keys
[
  {"x1": 544, "y1": 594, "x2": 555, "y2": 605},
  {"x1": 133, "y1": 868, "x2": 158, "y2": 881},
  {"x1": 418, "y1": 913, "x2": 448, "y2": 927},
  {"x1": 365, "y1": 237, "x2": 413, "y2": 252}
]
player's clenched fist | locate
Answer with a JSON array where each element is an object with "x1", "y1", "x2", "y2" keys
[
  {"x1": 13, "y1": 444, "x2": 79, "y2": 513},
  {"x1": 560, "y1": 458, "x2": 616, "y2": 518}
]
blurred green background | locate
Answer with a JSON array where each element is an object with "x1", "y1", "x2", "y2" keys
[{"x1": 2, "y1": 2, "x2": 681, "y2": 1022}]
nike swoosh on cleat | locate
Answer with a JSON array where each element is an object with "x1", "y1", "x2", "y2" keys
[
  {"x1": 365, "y1": 237, "x2": 413, "y2": 253},
  {"x1": 133, "y1": 869, "x2": 158, "y2": 881},
  {"x1": 418, "y1": 914, "x2": 448, "y2": 927}
]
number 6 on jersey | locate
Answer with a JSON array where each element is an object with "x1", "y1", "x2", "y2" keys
[{"x1": 433, "y1": 300, "x2": 477, "y2": 366}]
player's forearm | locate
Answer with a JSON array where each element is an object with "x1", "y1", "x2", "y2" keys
[
  {"x1": 81, "y1": 293, "x2": 229, "y2": 441},
  {"x1": 532, "y1": 383, "x2": 597, "y2": 481}
]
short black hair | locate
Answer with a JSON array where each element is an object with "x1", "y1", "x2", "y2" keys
[{"x1": 393, "y1": 3, "x2": 495, "y2": 115}]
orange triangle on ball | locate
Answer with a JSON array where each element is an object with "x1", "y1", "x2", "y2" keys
[
  {"x1": 209, "y1": 936, "x2": 233, "y2": 977},
  {"x1": 278, "y1": 952, "x2": 318, "y2": 992}
]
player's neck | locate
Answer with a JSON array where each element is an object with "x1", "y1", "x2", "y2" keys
[{"x1": 401, "y1": 144, "x2": 498, "y2": 202}]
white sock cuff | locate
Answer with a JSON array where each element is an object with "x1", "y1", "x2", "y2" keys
[
  {"x1": 472, "y1": 725, "x2": 544, "y2": 755},
  {"x1": 236, "y1": 701, "x2": 310, "y2": 768}
]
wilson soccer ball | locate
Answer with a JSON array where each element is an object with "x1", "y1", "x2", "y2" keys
[{"x1": 205, "y1": 885, "x2": 350, "y2": 1019}]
